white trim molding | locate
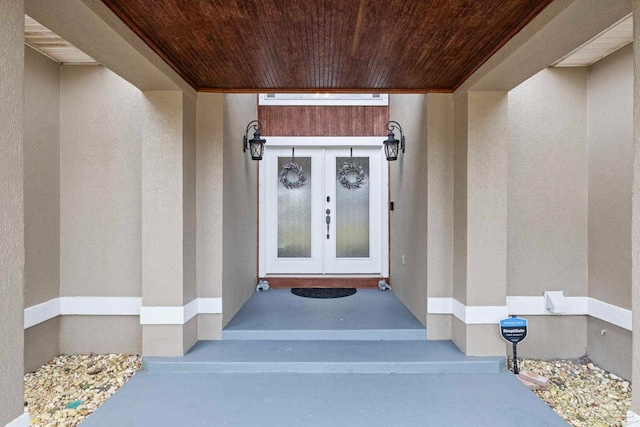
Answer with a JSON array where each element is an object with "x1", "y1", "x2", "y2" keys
[
  {"x1": 505, "y1": 296, "x2": 587, "y2": 315},
  {"x1": 263, "y1": 136, "x2": 384, "y2": 147},
  {"x1": 589, "y1": 298, "x2": 632, "y2": 331},
  {"x1": 258, "y1": 93, "x2": 388, "y2": 106},
  {"x1": 24, "y1": 298, "x2": 61, "y2": 329},
  {"x1": 451, "y1": 299, "x2": 509, "y2": 324},
  {"x1": 24, "y1": 297, "x2": 222, "y2": 329},
  {"x1": 24, "y1": 296, "x2": 141, "y2": 329},
  {"x1": 5, "y1": 412, "x2": 30, "y2": 427},
  {"x1": 60, "y1": 297, "x2": 141, "y2": 316},
  {"x1": 139, "y1": 298, "x2": 223, "y2": 325},
  {"x1": 428, "y1": 296, "x2": 632, "y2": 331},
  {"x1": 198, "y1": 297, "x2": 223, "y2": 314},
  {"x1": 428, "y1": 298, "x2": 508, "y2": 324}
]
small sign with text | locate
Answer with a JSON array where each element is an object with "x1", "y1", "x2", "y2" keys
[
  {"x1": 500, "y1": 316, "x2": 528, "y2": 374},
  {"x1": 500, "y1": 317, "x2": 527, "y2": 344}
]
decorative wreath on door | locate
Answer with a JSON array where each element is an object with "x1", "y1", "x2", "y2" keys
[
  {"x1": 337, "y1": 161, "x2": 367, "y2": 190},
  {"x1": 279, "y1": 162, "x2": 307, "y2": 189}
]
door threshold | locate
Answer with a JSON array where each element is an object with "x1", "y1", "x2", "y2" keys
[{"x1": 260, "y1": 277, "x2": 389, "y2": 289}]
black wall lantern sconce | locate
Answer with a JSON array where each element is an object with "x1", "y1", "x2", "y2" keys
[
  {"x1": 383, "y1": 120, "x2": 405, "y2": 161},
  {"x1": 244, "y1": 120, "x2": 266, "y2": 160}
]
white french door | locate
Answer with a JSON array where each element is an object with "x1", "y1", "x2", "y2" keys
[{"x1": 260, "y1": 142, "x2": 387, "y2": 276}]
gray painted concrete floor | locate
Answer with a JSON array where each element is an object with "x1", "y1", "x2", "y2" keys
[
  {"x1": 80, "y1": 371, "x2": 568, "y2": 427},
  {"x1": 223, "y1": 289, "x2": 427, "y2": 340},
  {"x1": 81, "y1": 291, "x2": 567, "y2": 426}
]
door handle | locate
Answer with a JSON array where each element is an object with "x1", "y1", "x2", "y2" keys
[{"x1": 325, "y1": 211, "x2": 331, "y2": 239}]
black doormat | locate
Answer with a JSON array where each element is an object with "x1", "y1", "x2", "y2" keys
[{"x1": 291, "y1": 288, "x2": 357, "y2": 299}]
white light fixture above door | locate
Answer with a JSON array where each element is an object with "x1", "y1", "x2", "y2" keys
[{"x1": 258, "y1": 93, "x2": 388, "y2": 106}]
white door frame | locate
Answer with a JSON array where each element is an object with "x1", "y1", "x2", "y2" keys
[{"x1": 258, "y1": 137, "x2": 389, "y2": 278}]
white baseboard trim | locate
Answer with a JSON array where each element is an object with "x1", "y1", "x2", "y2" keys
[
  {"x1": 139, "y1": 305, "x2": 189, "y2": 325},
  {"x1": 25, "y1": 297, "x2": 222, "y2": 329},
  {"x1": 5, "y1": 412, "x2": 30, "y2": 427},
  {"x1": 198, "y1": 297, "x2": 223, "y2": 314},
  {"x1": 450, "y1": 298, "x2": 509, "y2": 324},
  {"x1": 24, "y1": 296, "x2": 141, "y2": 329},
  {"x1": 61, "y1": 297, "x2": 141, "y2": 316},
  {"x1": 589, "y1": 298, "x2": 632, "y2": 331},
  {"x1": 24, "y1": 298, "x2": 61, "y2": 329},
  {"x1": 138, "y1": 298, "x2": 223, "y2": 325},
  {"x1": 505, "y1": 296, "x2": 587, "y2": 315},
  {"x1": 428, "y1": 296, "x2": 632, "y2": 331}
]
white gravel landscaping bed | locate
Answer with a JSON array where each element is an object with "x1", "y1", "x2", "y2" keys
[
  {"x1": 23, "y1": 354, "x2": 631, "y2": 426},
  {"x1": 24, "y1": 354, "x2": 141, "y2": 427},
  {"x1": 520, "y1": 357, "x2": 631, "y2": 427}
]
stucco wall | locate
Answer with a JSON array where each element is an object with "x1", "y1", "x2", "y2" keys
[
  {"x1": 183, "y1": 96, "x2": 198, "y2": 304},
  {"x1": 466, "y1": 92, "x2": 509, "y2": 307},
  {"x1": 506, "y1": 57, "x2": 634, "y2": 372},
  {"x1": 425, "y1": 93, "x2": 454, "y2": 339},
  {"x1": 586, "y1": 44, "x2": 633, "y2": 378},
  {"x1": 452, "y1": 92, "x2": 468, "y2": 305},
  {"x1": 196, "y1": 93, "x2": 224, "y2": 339},
  {"x1": 587, "y1": 44, "x2": 633, "y2": 310},
  {"x1": 141, "y1": 90, "x2": 197, "y2": 356},
  {"x1": 24, "y1": 47, "x2": 62, "y2": 373},
  {"x1": 222, "y1": 94, "x2": 258, "y2": 326},
  {"x1": 451, "y1": 91, "x2": 509, "y2": 356},
  {"x1": 25, "y1": 318, "x2": 60, "y2": 373},
  {"x1": 24, "y1": 47, "x2": 61, "y2": 308},
  {"x1": 633, "y1": 1, "x2": 640, "y2": 412},
  {"x1": 0, "y1": 0, "x2": 26, "y2": 424},
  {"x1": 587, "y1": 317, "x2": 631, "y2": 380},
  {"x1": 60, "y1": 65, "x2": 143, "y2": 353},
  {"x1": 61, "y1": 316, "x2": 141, "y2": 354},
  {"x1": 60, "y1": 65, "x2": 142, "y2": 298},
  {"x1": 517, "y1": 316, "x2": 587, "y2": 360},
  {"x1": 389, "y1": 94, "x2": 429, "y2": 327},
  {"x1": 141, "y1": 91, "x2": 187, "y2": 308},
  {"x1": 507, "y1": 68, "x2": 588, "y2": 298}
]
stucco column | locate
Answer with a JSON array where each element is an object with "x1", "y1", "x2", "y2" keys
[
  {"x1": 426, "y1": 93, "x2": 455, "y2": 339},
  {"x1": 452, "y1": 91, "x2": 509, "y2": 356},
  {"x1": 141, "y1": 91, "x2": 197, "y2": 356},
  {"x1": 196, "y1": 92, "x2": 224, "y2": 339},
  {"x1": 0, "y1": 2, "x2": 27, "y2": 426},
  {"x1": 632, "y1": 0, "x2": 640, "y2": 418}
]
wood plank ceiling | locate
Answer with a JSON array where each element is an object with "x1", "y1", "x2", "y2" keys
[{"x1": 101, "y1": 0, "x2": 554, "y2": 92}]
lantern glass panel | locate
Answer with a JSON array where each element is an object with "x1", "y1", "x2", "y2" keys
[
  {"x1": 249, "y1": 139, "x2": 264, "y2": 160},
  {"x1": 384, "y1": 140, "x2": 399, "y2": 161}
]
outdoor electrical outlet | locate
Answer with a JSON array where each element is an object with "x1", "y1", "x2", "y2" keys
[{"x1": 402, "y1": 254, "x2": 406, "y2": 265}]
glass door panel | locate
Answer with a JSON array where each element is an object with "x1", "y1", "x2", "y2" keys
[
  {"x1": 277, "y1": 156, "x2": 312, "y2": 258},
  {"x1": 262, "y1": 146, "x2": 383, "y2": 275},
  {"x1": 325, "y1": 148, "x2": 382, "y2": 274},
  {"x1": 265, "y1": 148, "x2": 323, "y2": 274},
  {"x1": 335, "y1": 156, "x2": 370, "y2": 258}
]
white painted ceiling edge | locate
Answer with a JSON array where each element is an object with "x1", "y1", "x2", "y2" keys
[
  {"x1": 553, "y1": 14, "x2": 632, "y2": 67},
  {"x1": 455, "y1": 0, "x2": 632, "y2": 96},
  {"x1": 25, "y1": 15, "x2": 98, "y2": 65},
  {"x1": 25, "y1": 0, "x2": 197, "y2": 99}
]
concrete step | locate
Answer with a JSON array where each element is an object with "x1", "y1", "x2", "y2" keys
[
  {"x1": 221, "y1": 289, "x2": 428, "y2": 341},
  {"x1": 222, "y1": 328, "x2": 426, "y2": 340},
  {"x1": 143, "y1": 340, "x2": 506, "y2": 374}
]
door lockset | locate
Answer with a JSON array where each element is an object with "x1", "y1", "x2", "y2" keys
[{"x1": 326, "y1": 212, "x2": 331, "y2": 239}]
